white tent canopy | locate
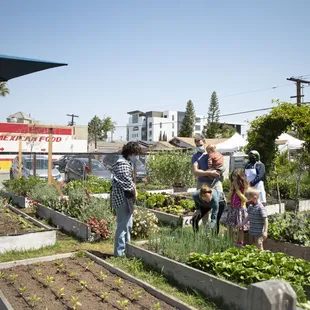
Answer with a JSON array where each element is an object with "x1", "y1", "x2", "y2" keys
[
  {"x1": 216, "y1": 133, "x2": 246, "y2": 153},
  {"x1": 276, "y1": 133, "x2": 304, "y2": 150}
]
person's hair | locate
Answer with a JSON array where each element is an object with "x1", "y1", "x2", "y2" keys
[
  {"x1": 206, "y1": 144, "x2": 216, "y2": 152},
  {"x1": 230, "y1": 168, "x2": 249, "y2": 190},
  {"x1": 121, "y1": 142, "x2": 141, "y2": 159},
  {"x1": 245, "y1": 187, "x2": 260, "y2": 199},
  {"x1": 194, "y1": 135, "x2": 205, "y2": 143},
  {"x1": 199, "y1": 184, "x2": 212, "y2": 196}
]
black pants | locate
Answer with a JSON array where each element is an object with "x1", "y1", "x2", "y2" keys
[{"x1": 192, "y1": 200, "x2": 226, "y2": 235}]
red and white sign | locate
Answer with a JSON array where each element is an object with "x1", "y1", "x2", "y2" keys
[{"x1": 0, "y1": 123, "x2": 87, "y2": 153}]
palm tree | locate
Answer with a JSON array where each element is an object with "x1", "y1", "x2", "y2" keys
[{"x1": 0, "y1": 82, "x2": 9, "y2": 97}]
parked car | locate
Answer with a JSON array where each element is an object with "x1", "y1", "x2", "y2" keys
[
  {"x1": 65, "y1": 158, "x2": 112, "y2": 182},
  {"x1": 101, "y1": 154, "x2": 147, "y2": 181},
  {"x1": 54, "y1": 154, "x2": 96, "y2": 172},
  {"x1": 10, "y1": 155, "x2": 62, "y2": 181}
]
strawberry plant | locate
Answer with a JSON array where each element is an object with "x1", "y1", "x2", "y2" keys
[
  {"x1": 117, "y1": 299, "x2": 129, "y2": 309},
  {"x1": 100, "y1": 291, "x2": 108, "y2": 301},
  {"x1": 187, "y1": 245, "x2": 310, "y2": 303},
  {"x1": 57, "y1": 287, "x2": 65, "y2": 298},
  {"x1": 27, "y1": 294, "x2": 41, "y2": 307},
  {"x1": 19, "y1": 286, "x2": 26, "y2": 295}
]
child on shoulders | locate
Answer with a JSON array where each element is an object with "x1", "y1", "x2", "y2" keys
[{"x1": 206, "y1": 144, "x2": 225, "y2": 187}]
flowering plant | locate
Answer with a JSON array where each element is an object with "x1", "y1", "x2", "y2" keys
[
  {"x1": 132, "y1": 209, "x2": 159, "y2": 239},
  {"x1": 87, "y1": 216, "x2": 111, "y2": 240}
]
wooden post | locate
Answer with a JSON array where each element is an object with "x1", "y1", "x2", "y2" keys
[
  {"x1": 33, "y1": 152, "x2": 37, "y2": 177},
  {"x1": 18, "y1": 136, "x2": 22, "y2": 178},
  {"x1": 48, "y1": 128, "x2": 53, "y2": 185},
  {"x1": 52, "y1": 178, "x2": 64, "y2": 199}
]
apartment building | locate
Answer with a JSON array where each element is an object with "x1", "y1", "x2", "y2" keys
[
  {"x1": 127, "y1": 110, "x2": 247, "y2": 142},
  {"x1": 127, "y1": 110, "x2": 205, "y2": 142}
]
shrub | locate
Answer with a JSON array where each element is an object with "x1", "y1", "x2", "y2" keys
[
  {"x1": 64, "y1": 176, "x2": 111, "y2": 194},
  {"x1": 132, "y1": 209, "x2": 159, "y2": 239},
  {"x1": 29, "y1": 183, "x2": 115, "y2": 233},
  {"x1": 268, "y1": 212, "x2": 310, "y2": 246},
  {"x1": 147, "y1": 151, "x2": 195, "y2": 188},
  {"x1": 4, "y1": 177, "x2": 45, "y2": 196}
]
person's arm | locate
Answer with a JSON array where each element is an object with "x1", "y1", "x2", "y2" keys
[
  {"x1": 233, "y1": 181, "x2": 247, "y2": 204},
  {"x1": 192, "y1": 162, "x2": 219, "y2": 177},
  {"x1": 210, "y1": 191, "x2": 219, "y2": 228},
  {"x1": 250, "y1": 162, "x2": 265, "y2": 186},
  {"x1": 237, "y1": 215, "x2": 249, "y2": 228},
  {"x1": 192, "y1": 191, "x2": 202, "y2": 210}
]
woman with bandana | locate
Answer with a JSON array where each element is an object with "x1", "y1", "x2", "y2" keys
[{"x1": 244, "y1": 150, "x2": 266, "y2": 204}]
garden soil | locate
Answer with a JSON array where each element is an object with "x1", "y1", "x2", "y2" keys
[{"x1": 0, "y1": 256, "x2": 176, "y2": 310}]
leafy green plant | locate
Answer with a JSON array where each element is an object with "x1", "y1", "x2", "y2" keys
[
  {"x1": 100, "y1": 291, "x2": 108, "y2": 301},
  {"x1": 64, "y1": 175, "x2": 111, "y2": 194},
  {"x1": 153, "y1": 302, "x2": 161, "y2": 309},
  {"x1": 133, "y1": 289, "x2": 143, "y2": 300},
  {"x1": 9, "y1": 274, "x2": 19, "y2": 283},
  {"x1": 19, "y1": 286, "x2": 26, "y2": 295},
  {"x1": 45, "y1": 275, "x2": 55, "y2": 286},
  {"x1": 71, "y1": 296, "x2": 82, "y2": 309},
  {"x1": 187, "y1": 245, "x2": 310, "y2": 303},
  {"x1": 99, "y1": 271, "x2": 108, "y2": 281},
  {"x1": 35, "y1": 268, "x2": 42, "y2": 276},
  {"x1": 132, "y1": 209, "x2": 159, "y2": 239},
  {"x1": 80, "y1": 280, "x2": 87, "y2": 289},
  {"x1": 268, "y1": 212, "x2": 310, "y2": 246},
  {"x1": 27, "y1": 294, "x2": 41, "y2": 307},
  {"x1": 57, "y1": 287, "x2": 65, "y2": 298},
  {"x1": 85, "y1": 260, "x2": 94, "y2": 270},
  {"x1": 115, "y1": 278, "x2": 123, "y2": 288},
  {"x1": 4, "y1": 176, "x2": 45, "y2": 196},
  {"x1": 69, "y1": 272, "x2": 76, "y2": 278},
  {"x1": 117, "y1": 299, "x2": 129, "y2": 309},
  {"x1": 0, "y1": 272, "x2": 6, "y2": 279},
  {"x1": 148, "y1": 228, "x2": 232, "y2": 263},
  {"x1": 136, "y1": 183, "x2": 171, "y2": 191}
]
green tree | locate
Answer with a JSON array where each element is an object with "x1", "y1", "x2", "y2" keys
[
  {"x1": 203, "y1": 91, "x2": 220, "y2": 138},
  {"x1": 220, "y1": 124, "x2": 237, "y2": 138},
  {"x1": 179, "y1": 100, "x2": 195, "y2": 137},
  {"x1": 88, "y1": 116, "x2": 103, "y2": 149},
  {"x1": 0, "y1": 82, "x2": 9, "y2": 97},
  {"x1": 102, "y1": 117, "x2": 115, "y2": 140}
]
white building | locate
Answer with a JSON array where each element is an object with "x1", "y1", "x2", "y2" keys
[{"x1": 127, "y1": 110, "x2": 248, "y2": 142}]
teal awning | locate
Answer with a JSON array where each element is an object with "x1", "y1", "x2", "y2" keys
[{"x1": 0, "y1": 54, "x2": 67, "y2": 82}]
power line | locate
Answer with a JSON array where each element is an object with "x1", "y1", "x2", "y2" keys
[{"x1": 222, "y1": 84, "x2": 292, "y2": 98}]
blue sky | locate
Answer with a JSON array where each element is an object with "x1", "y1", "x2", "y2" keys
[{"x1": 2, "y1": 0, "x2": 310, "y2": 139}]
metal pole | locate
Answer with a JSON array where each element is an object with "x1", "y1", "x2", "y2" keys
[
  {"x1": 88, "y1": 155, "x2": 92, "y2": 174},
  {"x1": 48, "y1": 128, "x2": 53, "y2": 185},
  {"x1": 18, "y1": 136, "x2": 22, "y2": 178},
  {"x1": 33, "y1": 152, "x2": 37, "y2": 177}
]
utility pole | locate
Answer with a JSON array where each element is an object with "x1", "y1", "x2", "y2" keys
[
  {"x1": 67, "y1": 114, "x2": 79, "y2": 126},
  {"x1": 287, "y1": 77, "x2": 310, "y2": 106}
]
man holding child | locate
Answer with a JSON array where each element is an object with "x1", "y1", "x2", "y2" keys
[{"x1": 191, "y1": 135, "x2": 226, "y2": 233}]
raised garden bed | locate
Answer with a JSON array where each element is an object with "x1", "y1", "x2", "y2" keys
[
  {"x1": 264, "y1": 238, "x2": 310, "y2": 261},
  {"x1": 36, "y1": 204, "x2": 97, "y2": 242},
  {"x1": 0, "y1": 202, "x2": 56, "y2": 254},
  {"x1": 0, "y1": 252, "x2": 193, "y2": 310},
  {"x1": 137, "y1": 206, "x2": 193, "y2": 228},
  {"x1": 136, "y1": 192, "x2": 195, "y2": 228},
  {"x1": 127, "y1": 243, "x2": 305, "y2": 310},
  {"x1": 0, "y1": 191, "x2": 30, "y2": 208}
]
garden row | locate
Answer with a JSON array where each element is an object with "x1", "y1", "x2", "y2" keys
[{"x1": 2, "y1": 176, "x2": 310, "y2": 309}]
